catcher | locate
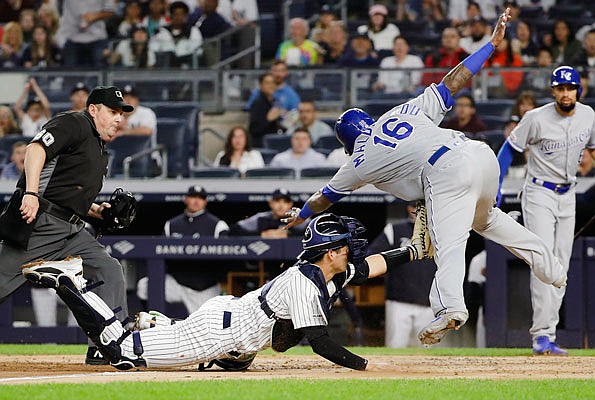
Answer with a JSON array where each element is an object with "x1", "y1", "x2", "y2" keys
[
  {"x1": 0, "y1": 86, "x2": 137, "y2": 365},
  {"x1": 21, "y1": 213, "x2": 432, "y2": 371}
]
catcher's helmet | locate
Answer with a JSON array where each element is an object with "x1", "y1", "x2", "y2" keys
[
  {"x1": 298, "y1": 213, "x2": 367, "y2": 263},
  {"x1": 550, "y1": 65, "x2": 582, "y2": 98},
  {"x1": 334, "y1": 108, "x2": 374, "y2": 155}
]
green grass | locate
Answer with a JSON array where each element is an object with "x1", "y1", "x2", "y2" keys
[
  {"x1": 0, "y1": 380, "x2": 593, "y2": 400},
  {"x1": 1, "y1": 344, "x2": 595, "y2": 357}
]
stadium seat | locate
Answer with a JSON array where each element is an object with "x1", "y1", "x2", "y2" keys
[
  {"x1": 262, "y1": 133, "x2": 291, "y2": 152},
  {"x1": 314, "y1": 135, "x2": 342, "y2": 151},
  {"x1": 364, "y1": 101, "x2": 396, "y2": 119},
  {"x1": 244, "y1": 167, "x2": 296, "y2": 179},
  {"x1": 548, "y1": 5, "x2": 585, "y2": 19},
  {"x1": 257, "y1": 148, "x2": 278, "y2": 165},
  {"x1": 482, "y1": 116, "x2": 508, "y2": 131},
  {"x1": 107, "y1": 136, "x2": 152, "y2": 178},
  {"x1": 153, "y1": 103, "x2": 200, "y2": 168},
  {"x1": 520, "y1": 6, "x2": 545, "y2": 20},
  {"x1": 475, "y1": 101, "x2": 514, "y2": 118},
  {"x1": 0, "y1": 150, "x2": 8, "y2": 166},
  {"x1": 300, "y1": 167, "x2": 339, "y2": 178},
  {"x1": 156, "y1": 118, "x2": 188, "y2": 178},
  {"x1": 190, "y1": 167, "x2": 240, "y2": 178},
  {"x1": 473, "y1": 130, "x2": 506, "y2": 153}
]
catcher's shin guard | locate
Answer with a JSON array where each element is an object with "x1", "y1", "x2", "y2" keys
[{"x1": 55, "y1": 276, "x2": 146, "y2": 370}]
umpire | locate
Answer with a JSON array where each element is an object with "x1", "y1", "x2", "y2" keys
[{"x1": 0, "y1": 86, "x2": 133, "y2": 365}]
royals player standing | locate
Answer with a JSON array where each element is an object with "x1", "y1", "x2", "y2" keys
[
  {"x1": 284, "y1": 9, "x2": 567, "y2": 346},
  {"x1": 497, "y1": 66, "x2": 595, "y2": 355},
  {"x1": 22, "y1": 214, "x2": 422, "y2": 371}
]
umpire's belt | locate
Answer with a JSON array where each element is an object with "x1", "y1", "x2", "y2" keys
[
  {"x1": 428, "y1": 145, "x2": 450, "y2": 165},
  {"x1": 42, "y1": 200, "x2": 82, "y2": 225},
  {"x1": 531, "y1": 177, "x2": 572, "y2": 194}
]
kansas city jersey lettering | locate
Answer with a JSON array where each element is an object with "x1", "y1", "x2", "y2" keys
[{"x1": 539, "y1": 130, "x2": 592, "y2": 155}]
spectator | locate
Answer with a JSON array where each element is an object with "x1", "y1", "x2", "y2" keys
[
  {"x1": 37, "y1": 4, "x2": 60, "y2": 42},
  {"x1": 0, "y1": 0, "x2": 36, "y2": 24},
  {"x1": 367, "y1": 204, "x2": 441, "y2": 348},
  {"x1": 511, "y1": 20, "x2": 538, "y2": 66},
  {"x1": 117, "y1": 0, "x2": 143, "y2": 38},
  {"x1": 70, "y1": 82, "x2": 90, "y2": 112},
  {"x1": 421, "y1": 27, "x2": 468, "y2": 86},
  {"x1": 231, "y1": 188, "x2": 307, "y2": 238},
  {"x1": 448, "y1": 0, "x2": 480, "y2": 31},
  {"x1": 442, "y1": 94, "x2": 487, "y2": 134},
  {"x1": 523, "y1": 47, "x2": 554, "y2": 97},
  {"x1": 0, "y1": 106, "x2": 22, "y2": 137},
  {"x1": 550, "y1": 19, "x2": 582, "y2": 65},
  {"x1": 511, "y1": 90, "x2": 537, "y2": 118},
  {"x1": 149, "y1": 1, "x2": 203, "y2": 68},
  {"x1": 110, "y1": 24, "x2": 156, "y2": 68},
  {"x1": 0, "y1": 141, "x2": 26, "y2": 180},
  {"x1": 500, "y1": 1, "x2": 520, "y2": 38},
  {"x1": 137, "y1": 185, "x2": 230, "y2": 315},
  {"x1": 372, "y1": 36, "x2": 424, "y2": 96},
  {"x1": 20, "y1": 25, "x2": 62, "y2": 68},
  {"x1": 286, "y1": 101, "x2": 333, "y2": 144},
  {"x1": 404, "y1": 0, "x2": 445, "y2": 25},
  {"x1": 319, "y1": 21, "x2": 348, "y2": 65},
  {"x1": 57, "y1": 0, "x2": 116, "y2": 68},
  {"x1": 19, "y1": 9, "x2": 36, "y2": 45},
  {"x1": 141, "y1": 0, "x2": 169, "y2": 37},
  {"x1": 0, "y1": 21, "x2": 24, "y2": 68},
  {"x1": 337, "y1": 33, "x2": 380, "y2": 68},
  {"x1": 118, "y1": 85, "x2": 160, "y2": 170},
  {"x1": 217, "y1": 0, "x2": 259, "y2": 68},
  {"x1": 310, "y1": 4, "x2": 337, "y2": 44},
  {"x1": 12, "y1": 78, "x2": 51, "y2": 137},
  {"x1": 579, "y1": 71, "x2": 590, "y2": 101},
  {"x1": 358, "y1": 4, "x2": 400, "y2": 56},
  {"x1": 577, "y1": 150, "x2": 595, "y2": 177},
  {"x1": 571, "y1": 29, "x2": 595, "y2": 70},
  {"x1": 485, "y1": 32, "x2": 524, "y2": 97},
  {"x1": 248, "y1": 72, "x2": 283, "y2": 147},
  {"x1": 189, "y1": 0, "x2": 231, "y2": 38},
  {"x1": 460, "y1": 16, "x2": 491, "y2": 54},
  {"x1": 275, "y1": 17, "x2": 321, "y2": 67},
  {"x1": 245, "y1": 60, "x2": 300, "y2": 113},
  {"x1": 575, "y1": 22, "x2": 595, "y2": 43},
  {"x1": 213, "y1": 126, "x2": 264, "y2": 174},
  {"x1": 269, "y1": 128, "x2": 327, "y2": 177}
]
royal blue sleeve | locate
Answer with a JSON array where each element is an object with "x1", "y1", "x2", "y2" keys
[{"x1": 497, "y1": 140, "x2": 515, "y2": 186}]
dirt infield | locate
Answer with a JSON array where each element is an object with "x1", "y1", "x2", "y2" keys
[{"x1": 0, "y1": 354, "x2": 593, "y2": 384}]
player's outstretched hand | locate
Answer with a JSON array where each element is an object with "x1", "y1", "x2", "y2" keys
[
  {"x1": 281, "y1": 207, "x2": 305, "y2": 230},
  {"x1": 490, "y1": 8, "x2": 510, "y2": 48}
]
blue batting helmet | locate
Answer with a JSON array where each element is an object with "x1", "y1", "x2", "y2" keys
[
  {"x1": 298, "y1": 213, "x2": 367, "y2": 263},
  {"x1": 550, "y1": 66, "x2": 582, "y2": 98},
  {"x1": 334, "y1": 108, "x2": 375, "y2": 155}
]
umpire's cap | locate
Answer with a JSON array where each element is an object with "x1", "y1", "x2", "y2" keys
[{"x1": 86, "y1": 86, "x2": 134, "y2": 112}]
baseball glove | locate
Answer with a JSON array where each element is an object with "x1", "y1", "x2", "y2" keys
[{"x1": 100, "y1": 188, "x2": 138, "y2": 234}]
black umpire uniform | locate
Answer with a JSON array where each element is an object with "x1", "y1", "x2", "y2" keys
[{"x1": 0, "y1": 86, "x2": 132, "y2": 362}]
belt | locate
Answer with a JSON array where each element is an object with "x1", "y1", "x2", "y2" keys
[
  {"x1": 531, "y1": 177, "x2": 572, "y2": 194},
  {"x1": 428, "y1": 145, "x2": 450, "y2": 165},
  {"x1": 43, "y1": 201, "x2": 82, "y2": 225}
]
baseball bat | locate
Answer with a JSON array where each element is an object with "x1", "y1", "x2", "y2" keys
[{"x1": 574, "y1": 212, "x2": 595, "y2": 240}]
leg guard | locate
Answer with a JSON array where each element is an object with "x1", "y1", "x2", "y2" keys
[{"x1": 55, "y1": 275, "x2": 147, "y2": 370}]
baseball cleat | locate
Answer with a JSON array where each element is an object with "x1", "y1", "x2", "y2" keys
[
  {"x1": 418, "y1": 311, "x2": 468, "y2": 346},
  {"x1": 532, "y1": 336, "x2": 568, "y2": 356},
  {"x1": 21, "y1": 256, "x2": 85, "y2": 289},
  {"x1": 410, "y1": 202, "x2": 434, "y2": 260},
  {"x1": 85, "y1": 346, "x2": 109, "y2": 366}
]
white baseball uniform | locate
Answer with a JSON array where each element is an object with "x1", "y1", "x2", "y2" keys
[
  {"x1": 323, "y1": 84, "x2": 566, "y2": 317},
  {"x1": 506, "y1": 102, "x2": 595, "y2": 341},
  {"x1": 115, "y1": 260, "x2": 359, "y2": 367}
]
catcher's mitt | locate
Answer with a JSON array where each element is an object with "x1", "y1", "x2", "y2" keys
[{"x1": 100, "y1": 188, "x2": 137, "y2": 234}]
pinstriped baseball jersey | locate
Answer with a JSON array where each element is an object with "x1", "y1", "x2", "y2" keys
[
  {"x1": 325, "y1": 84, "x2": 469, "y2": 201},
  {"x1": 508, "y1": 102, "x2": 595, "y2": 183},
  {"x1": 120, "y1": 260, "x2": 360, "y2": 366}
]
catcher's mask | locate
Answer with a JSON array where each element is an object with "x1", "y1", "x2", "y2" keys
[
  {"x1": 334, "y1": 108, "x2": 374, "y2": 155},
  {"x1": 298, "y1": 213, "x2": 367, "y2": 263},
  {"x1": 100, "y1": 188, "x2": 138, "y2": 233}
]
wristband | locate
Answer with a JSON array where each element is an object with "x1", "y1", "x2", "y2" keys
[
  {"x1": 380, "y1": 247, "x2": 411, "y2": 268},
  {"x1": 462, "y1": 42, "x2": 495, "y2": 75},
  {"x1": 298, "y1": 203, "x2": 314, "y2": 219},
  {"x1": 24, "y1": 191, "x2": 39, "y2": 198}
]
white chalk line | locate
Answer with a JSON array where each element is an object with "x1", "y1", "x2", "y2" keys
[{"x1": 0, "y1": 371, "x2": 127, "y2": 383}]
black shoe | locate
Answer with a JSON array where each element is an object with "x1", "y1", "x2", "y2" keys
[{"x1": 85, "y1": 346, "x2": 109, "y2": 365}]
